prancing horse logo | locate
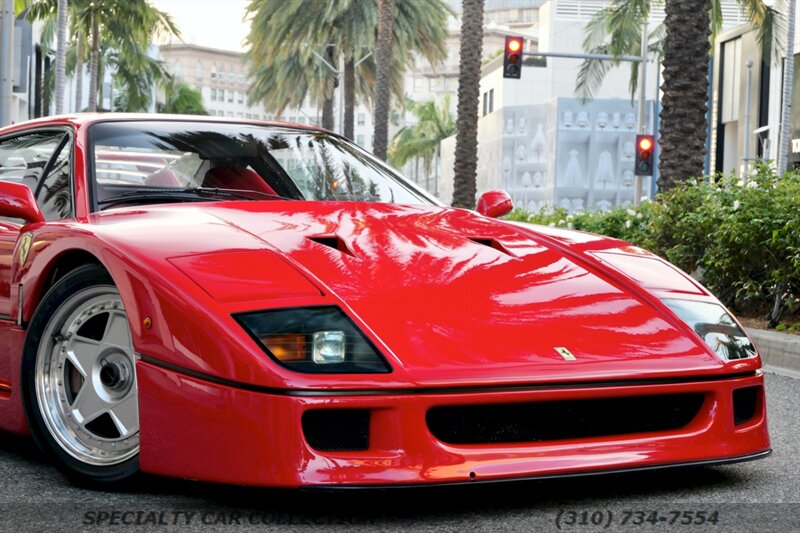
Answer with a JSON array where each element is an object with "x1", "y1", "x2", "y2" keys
[
  {"x1": 17, "y1": 232, "x2": 33, "y2": 265},
  {"x1": 554, "y1": 347, "x2": 576, "y2": 361}
]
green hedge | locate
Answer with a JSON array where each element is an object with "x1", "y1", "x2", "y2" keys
[{"x1": 507, "y1": 165, "x2": 800, "y2": 323}]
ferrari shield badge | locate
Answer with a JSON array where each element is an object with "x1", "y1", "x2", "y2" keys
[
  {"x1": 17, "y1": 232, "x2": 33, "y2": 265},
  {"x1": 554, "y1": 347, "x2": 576, "y2": 361}
]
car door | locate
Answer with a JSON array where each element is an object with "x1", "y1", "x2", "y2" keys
[{"x1": 0, "y1": 130, "x2": 68, "y2": 318}]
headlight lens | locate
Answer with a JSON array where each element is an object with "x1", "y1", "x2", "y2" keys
[
  {"x1": 235, "y1": 306, "x2": 391, "y2": 373},
  {"x1": 663, "y1": 299, "x2": 757, "y2": 361}
]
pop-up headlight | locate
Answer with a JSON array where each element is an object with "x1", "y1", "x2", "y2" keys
[
  {"x1": 663, "y1": 299, "x2": 757, "y2": 361},
  {"x1": 235, "y1": 306, "x2": 391, "y2": 373}
]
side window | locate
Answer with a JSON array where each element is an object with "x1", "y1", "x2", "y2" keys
[
  {"x1": 37, "y1": 138, "x2": 73, "y2": 221},
  {"x1": 0, "y1": 132, "x2": 65, "y2": 191}
]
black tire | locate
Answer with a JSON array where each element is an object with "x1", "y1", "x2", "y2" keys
[{"x1": 22, "y1": 264, "x2": 140, "y2": 486}]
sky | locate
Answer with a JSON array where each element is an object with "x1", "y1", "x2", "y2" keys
[{"x1": 151, "y1": 0, "x2": 252, "y2": 52}]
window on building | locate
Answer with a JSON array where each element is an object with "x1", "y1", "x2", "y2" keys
[
  {"x1": 237, "y1": 112, "x2": 243, "y2": 118},
  {"x1": 357, "y1": 113, "x2": 366, "y2": 126},
  {"x1": 210, "y1": 65, "x2": 217, "y2": 79},
  {"x1": 195, "y1": 62, "x2": 204, "y2": 80},
  {"x1": 482, "y1": 92, "x2": 487, "y2": 117},
  {"x1": 488, "y1": 88, "x2": 494, "y2": 114},
  {"x1": 210, "y1": 88, "x2": 217, "y2": 101},
  {"x1": 413, "y1": 77, "x2": 423, "y2": 91},
  {"x1": 226, "y1": 111, "x2": 234, "y2": 117},
  {"x1": 228, "y1": 67, "x2": 235, "y2": 81},
  {"x1": 721, "y1": 38, "x2": 742, "y2": 123},
  {"x1": 522, "y1": 8, "x2": 534, "y2": 22},
  {"x1": 238, "y1": 92, "x2": 244, "y2": 104},
  {"x1": 228, "y1": 90, "x2": 233, "y2": 103},
  {"x1": 356, "y1": 135, "x2": 365, "y2": 146},
  {"x1": 429, "y1": 77, "x2": 440, "y2": 91}
]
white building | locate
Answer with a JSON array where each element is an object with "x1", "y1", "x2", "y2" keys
[
  {"x1": 438, "y1": 0, "x2": 760, "y2": 211},
  {"x1": 710, "y1": 11, "x2": 800, "y2": 175},
  {"x1": 158, "y1": 43, "x2": 379, "y2": 154}
]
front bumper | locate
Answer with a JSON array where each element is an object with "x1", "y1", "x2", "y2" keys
[{"x1": 136, "y1": 361, "x2": 771, "y2": 488}]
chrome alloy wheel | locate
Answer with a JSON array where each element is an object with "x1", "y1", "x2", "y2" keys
[{"x1": 34, "y1": 286, "x2": 139, "y2": 466}]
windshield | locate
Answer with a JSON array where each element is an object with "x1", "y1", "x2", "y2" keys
[{"x1": 89, "y1": 121, "x2": 437, "y2": 209}]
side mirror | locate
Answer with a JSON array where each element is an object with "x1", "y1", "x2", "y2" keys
[
  {"x1": 476, "y1": 190, "x2": 513, "y2": 218},
  {"x1": 0, "y1": 181, "x2": 45, "y2": 224}
]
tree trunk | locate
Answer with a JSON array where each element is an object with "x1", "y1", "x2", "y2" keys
[
  {"x1": 452, "y1": 0, "x2": 484, "y2": 209},
  {"x1": 87, "y1": 7, "x2": 100, "y2": 112},
  {"x1": 54, "y1": 0, "x2": 67, "y2": 114},
  {"x1": 372, "y1": 0, "x2": 396, "y2": 160},
  {"x1": 344, "y1": 57, "x2": 355, "y2": 140},
  {"x1": 321, "y1": 46, "x2": 337, "y2": 131},
  {"x1": 322, "y1": 96, "x2": 335, "y2": 131},
  {"x1": 658, "y1": 0, "x2": 711, "y2": 190},
  {"x1": 75, "y1": 35, "x2": 84, "y2": 112},
  {"x1": 34, "y1": 46, "x2": 42, "y2": 118}
]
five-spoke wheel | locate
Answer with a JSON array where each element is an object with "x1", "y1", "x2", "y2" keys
[{"x1": 23, "y1": 265, "x2": 139, "y2": 484}]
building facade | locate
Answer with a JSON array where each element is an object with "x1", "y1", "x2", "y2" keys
[
  {"x1": 439, "y1": 0, "x2": 764, "y2": 211},
  {"x1": 158, "y1": 43, "x2": 379, "y2": 153}
]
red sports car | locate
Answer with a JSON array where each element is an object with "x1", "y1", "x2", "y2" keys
[{"x1": 0, "y1": 115, "x2": 770, "y2": 487}]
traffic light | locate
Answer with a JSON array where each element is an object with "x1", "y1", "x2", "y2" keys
[
  {"x1": 635, "y1": 134, "x2": 655, "y2": 176},
  {"x1": 503, "y1": 36, "x2": 524, "y2": 79}
]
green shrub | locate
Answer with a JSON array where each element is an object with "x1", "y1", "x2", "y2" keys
[{"x1": 508, "y1": 164, "x2": 800, "y2": 321}]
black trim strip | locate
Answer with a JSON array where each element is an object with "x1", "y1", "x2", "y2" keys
[
  {"x1": 138, "y1": 355, "x2": 760, "y2": 398},
  {"x1": 0, "y1": 313, "x2": 12, "y2": 321},
  {"x1": 299, "y1": 449, "x2": 773, "y2": 490}
]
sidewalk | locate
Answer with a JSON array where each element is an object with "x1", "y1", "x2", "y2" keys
[{"x1": 747, "y1": 328, "x2": 800, "y2": 378}]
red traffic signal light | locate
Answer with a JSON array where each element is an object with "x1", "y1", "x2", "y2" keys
[
  {"x1": 503, "y1": 36, "x2": 524, "y2": 79},
  {"x1": 635, "y1": 134, "x2": 655, "y2": 176}
]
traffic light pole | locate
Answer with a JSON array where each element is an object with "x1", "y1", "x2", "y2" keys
[
  {"x1": 312, "y1": 48, "x2": 372, "y2": 137},
  {"x1": 634, "y1": 21, "x2": 648, "y2": 206}
]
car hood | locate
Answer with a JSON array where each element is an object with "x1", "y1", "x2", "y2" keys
[{"x1": 186, "y1": 201, "x2": 723, "y2": 384}]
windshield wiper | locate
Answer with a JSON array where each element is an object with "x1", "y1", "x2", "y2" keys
[{"x1": 98, "y1": 187, "x2": 294, "y2": 208}]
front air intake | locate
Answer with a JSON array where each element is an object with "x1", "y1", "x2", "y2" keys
[
  {"x1": 302, "y1": 409, "x2": 370, "y2": 451},
  {"x1": 427, "y1": 393, "x2": 705, "y2": 445}
]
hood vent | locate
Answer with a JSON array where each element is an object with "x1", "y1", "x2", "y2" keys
[
  {"x1": 308, "y1": 235, "x2": 354, "y2": 257},
  {"x1": 470, "y1": 238, "x2": 514, "y2": 257}
]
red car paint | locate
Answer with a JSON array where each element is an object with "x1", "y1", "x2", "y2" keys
[{"x1": 0, "y1": 115, "x2": 770, "y2": 487}]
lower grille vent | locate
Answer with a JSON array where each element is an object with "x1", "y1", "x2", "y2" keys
[
  {"x1": 302, "y1": 409, "x2": 370, "y2": 451},
  {"x1": 427, "y1": 393, "x2": 704, "y2": 445}
]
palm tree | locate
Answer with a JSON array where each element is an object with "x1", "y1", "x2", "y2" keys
[
  {"x1": 110, "y1": 44, "x2": 169, "y2": 112},
  {"x1": 372, "y1": 0, "x2": 396, "y2": 160},
  {"x1": 28, "y1": 0, "x2": 178, "y2": 112},
  {"x1": 389, "y1": 96, "x2": 455, "y2": 172},
  {"x1": 87, "y1": 0, "x2": 178, "y2": 112},
  {"x1": 155, "y1": 77, "x2": 207, "y2": 115},
  {"x1": 452, "y1": 0, "x2": 484, "y2": 209},
  {"x1": 576, "y1": 0, "x2": 778, "y2": 101},
  {"x1": 245, "y1": 0, "x2": 450, "y2": 140},
  {"x1": 575, "y1": 0, "x2": 779, "y2": 188},
  {"x1": 659, "y1": 0, "x2": 712, "y2": 190}
]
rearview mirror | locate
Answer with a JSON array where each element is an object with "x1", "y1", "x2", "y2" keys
[
  {"x1": 0, "y1": 181, "x2": 45, "y2": 224},
  {"x1": 476, "y1": 190, "x2": 513, "y2": 218}
]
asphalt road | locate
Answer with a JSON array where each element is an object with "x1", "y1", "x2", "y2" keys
[{"x1": 0, "y1": 371, "x2": 797, "y2": 533}]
